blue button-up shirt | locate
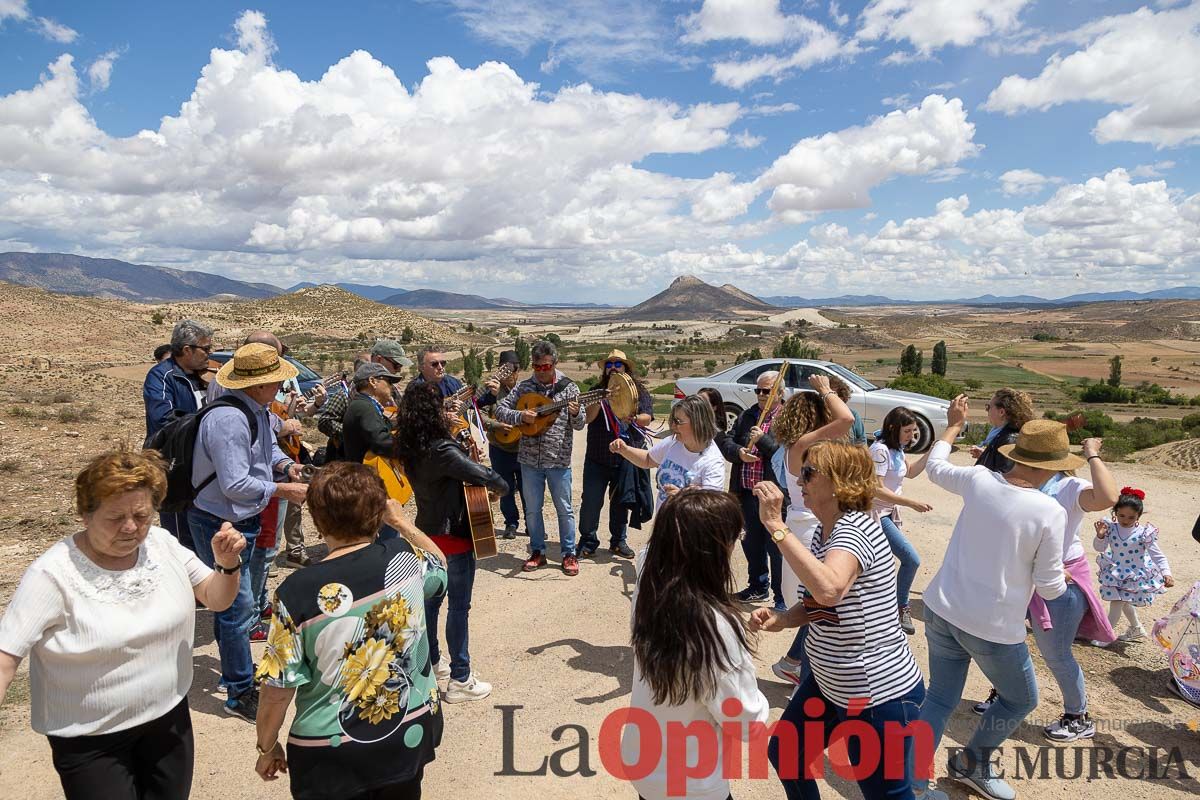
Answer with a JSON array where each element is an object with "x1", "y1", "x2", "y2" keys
[{"x1": 192, "y1": 389, "x2": 292, "y2": 522}]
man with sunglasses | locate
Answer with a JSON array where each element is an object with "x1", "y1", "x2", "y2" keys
[
  {"x1": 407, "y1": 347, "x2": 464, "y2": 406},
  {"x1": 578, "y1": 349, "x2": 653, "y2": 559},
  {"x1": 495, "y1": 340, "x2": 586, "y2": 576},
  {"x1": 727, "y1": 370, "x2": 787, "y2": 609},
  {"x1": 142, "y1": 318, "x2": 214, "y2": 552}
]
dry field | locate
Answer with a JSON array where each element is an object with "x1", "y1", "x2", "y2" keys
[{"x1": 1, "y1": 285, "x2": 1199, "y2": 799}]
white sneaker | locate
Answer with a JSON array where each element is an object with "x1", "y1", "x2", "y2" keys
[
  {"x1": 444, "y1": 674, "x2": 492, "y2": 703},
  {"x1": 1091, "y1": 639, "x2": 1112, "y2": 648},
  {"x1": 914, "y1": 788, "x2": 949, "y2": 800},
  {"x1": 1118, "y1": 627, "x2": 1147, "y2": 642},
  {"x1": 771, "y1": 657, "x2": 805, "y2": 686},
  {"x1": 434, "y1": 657, "x2": 450, "y2": 682}
]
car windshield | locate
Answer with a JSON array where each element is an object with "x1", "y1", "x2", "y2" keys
[
  {"x1": 287, "y1": 356, "x2": 321, "y2": 382},
  {"x1": 825, "y1": 363, "x2": 877, "y2": 391}
]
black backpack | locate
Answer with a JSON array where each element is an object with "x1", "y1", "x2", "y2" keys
[{"x1": 145, "y1": 396, "x2": 258, "y2": 513}]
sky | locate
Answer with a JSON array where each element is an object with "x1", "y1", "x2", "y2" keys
[{"x1": 0, "y1": 0, "x2": 1198, "y2": 303}]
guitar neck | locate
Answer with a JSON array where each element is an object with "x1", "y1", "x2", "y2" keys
[{"x1": 536, "y1": 391, "x2": 606, "y2": 416}]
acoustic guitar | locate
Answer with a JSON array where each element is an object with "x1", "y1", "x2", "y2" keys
[
  {"x1": 513, "y1": 387, "x2": 609, "y2": 438},
  {"x1": 463, "y1": 484, "x2": 498, "y2": 559},
  {"x1": 363, "y1": 454, "x2": 414, "y2": 506},
  {"x1": 447, "y1": 363, "x2": 516, "y2": 430}
]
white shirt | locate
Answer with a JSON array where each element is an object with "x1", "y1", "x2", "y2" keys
[
  {"x1": 923, "y1": 441, "x2": 1068, "y2": 645},
  {"x1": 780, "y1": 456, "x2": 818, "y2": 607},
  {"x1": 647, "y1": 436, "x2": 726, "y2": 510},
  {"x1": 624, "y1": 550, "x2": 769, "y2": 800},
  {"x1": 869, "y1": 441, "x2": 907, "y2": 514},
  {"x1": 1046, "y1": 476, "x2": 1088, "y2": 563},
  {"x1": 0, "y1": 527, "x2": 211, "y2": 736}
]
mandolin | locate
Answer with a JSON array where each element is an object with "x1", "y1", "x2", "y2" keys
[{"x1": 514, "y1": 388, "x2": 609, "y2": 438}]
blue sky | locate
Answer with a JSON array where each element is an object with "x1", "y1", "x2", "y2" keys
[{"x1": 0, "y1": 1, "x2": 1197, "y2": 302}]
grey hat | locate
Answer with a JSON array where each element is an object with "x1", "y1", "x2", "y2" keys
[
  {"x1": 354, "y1": 362, "x2": 403, "y2": 383},
  {"x1": 371, "y1": 339, "x2": 413, "y2": 366},
  {"x1": 498, "y1": 349, "x2": 519, "y2": 366}
]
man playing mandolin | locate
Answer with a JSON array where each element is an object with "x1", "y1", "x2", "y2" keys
[{"x1": 495, "y1": 341, "x2": 587, "y2": 576}]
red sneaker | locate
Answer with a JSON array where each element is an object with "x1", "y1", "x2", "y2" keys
[
  {"x1": 250, "y1": 626, "x2": 268, "y2": 643},
  {"x1": 523, "y1": 551, "x2": 547, "y2": 572},
  {"x1": 562, "y1": 555, "x2": 579, "y2": 576}
]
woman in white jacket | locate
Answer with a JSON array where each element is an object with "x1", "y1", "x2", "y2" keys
[{"x1": 623, "y1": 489, "x2": 769, "y2": 800}]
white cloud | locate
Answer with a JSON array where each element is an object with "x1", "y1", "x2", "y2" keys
[
  {"x1": 756, "y1": 94, "x2": 980, "y2": 219},
  {"x1": 858, "y1": 0, "x2": 1032, "y2": 54},
  {"x1": 732, "y1": 130, "x2": 765, "y2": 148},
  {"x1": 984, "y1": 4, "x2": 1200, "y2": 147},
  {"x1": 440, "y1": 0, "x2": 683, "y2": 80},
  {"x1": 0, "y1": 0, "x2": 28, "y2": 23},
  {"x1": 881, "y1": 94, "x2": 910, "y2": 107},
  {"x1": 87, "y1": 50, "x2": 120, "y2": 92},
  {"x1": 999, "y1": 168, "x2": 1060, "y2": 196},
  {"x1": 926, "y1": 166, "x2": 967, "y2": 183},
  {"x1": 829, "y1": 1, "x2": 849, "y2": 28},
  {"x1": 1130, "y1": 160, "x2": 1176, "y2": 178},
  {"x1": 747, "y1": 102, "x2": 800, "y2": 116},
  {"x1": 33, "y1": 14, "x2": 75, "y2": 42}
]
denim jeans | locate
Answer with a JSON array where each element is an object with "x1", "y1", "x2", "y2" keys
[
  {"x1": 425, "y1": 551, "x2": 476, "y2": 682},
  {"x1": 769, "y1": 673, "x2": 926, "y2": 799},
  {"x1": 1029, "y1": 583, "x2": 1089, "y2": 714},
  {"x1": 520, "y1": 465, "x2": 576, "y2": 557},
  {"x1": 187, "y1": 508, "x2": 260, "y2": 698},
  {"x1": 785, "y1": 626, "x2": 811, "y2": 682},
  {"x1": 489, "y1": 445, "x2": 523, "y2": 528},
  {"x1": 159, "y1": 511, "x2": 196, "y2": 554},
  {"x1": 577, "y1": 460, "x2": 629, "y2": 552},
  {"x1": 879, "y1": 514, "x2": 920, "y2": 609},
  {"x1": 916, "y1": 607, "x2": 1038, "y2": 789},
  {"x1": 739, "y1": 490, "x2": 783, "y2": 604},
  {"x1": 248, "y1": 537, "x2": 278, "y2": 620}
]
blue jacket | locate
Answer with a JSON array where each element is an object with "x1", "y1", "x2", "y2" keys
[{"x1": 143, "y1": 357, "x2": 204, "y2": 444}]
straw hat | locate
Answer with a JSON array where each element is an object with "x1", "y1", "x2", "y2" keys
[
  {"x1": 597, "y1": 348, "x2": 637, "y2": 372},
  {"x1": 216, "y1": 343, "x2": 299, "y2": 390},
  {"x1": 998, "y1": 419, "x2": 1086, "y2": 471}
]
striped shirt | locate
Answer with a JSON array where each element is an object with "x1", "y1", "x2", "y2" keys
[{"x1": 803, "y1": 511, "x2": 922, "y2": 709}]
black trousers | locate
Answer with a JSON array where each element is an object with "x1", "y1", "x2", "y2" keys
[
  {"x1": 47, "y1": 698, "x2": 193, "y2": 800},
  {"x1": 349, "y1": 766, "x2": 424, "y2": 800}
]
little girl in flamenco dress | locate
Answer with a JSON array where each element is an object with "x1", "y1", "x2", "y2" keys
[{"x1": 1093, "y1": 487, "x2": 1174, "y2": 645}]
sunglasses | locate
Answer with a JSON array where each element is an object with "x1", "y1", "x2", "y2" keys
[
  {"x1": 754, "y1": 388, "x2": 772, "y2": 396},
  {"x1": 605, "y1": 361, "x2": 625, "y2": 369},
  {"x1": 427, "y1": 360, "x2": 447, "y2": 368},
  {"x1": 800, "y1": 465, "x2": 821, "y2": 484},
  {"x1": 188, "y1": 343, "x2": 213, "y2": 353},
  {"x1": 668, "y1": 416, "x2": 689, "y2": 426},
  {"x1": 532, "y1": 363, "x2": 555, "y2": 372}
]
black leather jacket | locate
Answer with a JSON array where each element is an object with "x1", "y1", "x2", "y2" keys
[
  {"x1": 975, "y1": 423, "x2": 1020, "y2": 474},
  {"x1": 407, "y1": 439, "x2": 509, "y2": 540}
]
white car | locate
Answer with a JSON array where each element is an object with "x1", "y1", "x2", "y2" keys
[{"x1": 673, "y1": 358, "x2": 963, "y2": 453}]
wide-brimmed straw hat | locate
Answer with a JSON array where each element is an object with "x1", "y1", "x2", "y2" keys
[
  {"x1": 216, "y1": 343, "x2": 298, "y2": 390},
  {"x1": 998, "y1": 419, "x2": 1086, "y2": 471},
  {"x1": 598, "y1": 348, "x2": 637, "y2": 372}
]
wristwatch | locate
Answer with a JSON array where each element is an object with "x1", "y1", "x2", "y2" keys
[
  {"x1": 213, "y1": 560, "x2": 240, "y2": 575},
  {"x1": 770, "y1": 528, "x2": 788, "y2": 543}
]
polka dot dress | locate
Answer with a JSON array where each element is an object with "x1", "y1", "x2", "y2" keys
[{"x1": 1096, "y1": 521, "x2": 1166, "y2": 606}]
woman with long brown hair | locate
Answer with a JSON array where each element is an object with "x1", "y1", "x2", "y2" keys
[{"x1": 623, "y1": 489, "x2": 768, "y2": 800}]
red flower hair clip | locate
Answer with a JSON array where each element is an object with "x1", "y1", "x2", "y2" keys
[{"x1": 1119, "y1": 486, "x2": 1146, "y2": 500}]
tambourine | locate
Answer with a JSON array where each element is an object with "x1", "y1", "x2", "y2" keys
[{"x1": 606, "y1": 371, "x2": 639, "y2": 421}]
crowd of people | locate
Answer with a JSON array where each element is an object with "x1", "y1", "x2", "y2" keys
[{"x1": 0, "y1": 319, "x2": 1193, "y2": 800}]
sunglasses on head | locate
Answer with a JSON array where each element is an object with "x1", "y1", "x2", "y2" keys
[
  {"x1": 532, "y1": 363, "x2": 555, "y2": 372},
  {"x1": 754, "y1": 387, "x2": 772, "y2": 396},
  {"x1": 605, "y1": 361, "x2": 625, "y2": 369},
  {"x1": 800, "y1": 465, "x2": 820, "y2": 484}
]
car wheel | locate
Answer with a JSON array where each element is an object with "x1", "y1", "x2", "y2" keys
[
  {"x1": 910, "y1": 414, "x2": 935, "y2": 454},
  {"x1": 723, "y1": 404, "x2": 742, "y2": 432}
]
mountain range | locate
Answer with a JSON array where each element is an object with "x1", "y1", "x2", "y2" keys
[
  {"x1": 615, "y1": 275, "x2": 777, "y2": 321},
  {"x1": 762, "y1": 287, "x2": 1200, "y2": 306}
]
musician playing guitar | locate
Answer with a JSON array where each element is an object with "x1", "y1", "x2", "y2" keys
[
  {"x1": 342, "y1": 363, "x2": 404, "y2": 465},
  {"x1": 494, "y1": 340, "x2": 587, "y2": 576},
  {"x1": 393, "y1": 383, "x2": 509, "y2": 704},
  {"x1": 482, "y1": 350, "x2": 524, "y2": 539}
]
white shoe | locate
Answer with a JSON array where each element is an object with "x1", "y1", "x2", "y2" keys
[
  {"x1": 771, "y1": 657, "x2": 804, "y2": 686},
  {"x1": 434, "y1": 657, "x2": 450, "y2": 682},
  {"x1": 444, "y1": 674, "x2": 492, "y2": 703},
  {"x1": 1091, "y1": 639, "x2": 1112, "y2": 648},
  {"x1": 1118, "y1": 627, "x2": 1147, "y2": 642},
  {"x1": 915, "y1": 788, "x2": 949, "y2": 800}
]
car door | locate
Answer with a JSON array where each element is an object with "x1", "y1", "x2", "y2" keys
[
  {"x1": 733, "y1": 361, "x2": 783, "y2": 408},
  {"x1": 800, "y1": 364, "x2": 872, "y2": 429}
]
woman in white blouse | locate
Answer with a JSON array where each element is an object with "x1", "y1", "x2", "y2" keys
[
  {"x1": 624, "y1": 488, "x2": 768, "y2": 800},
  {"x1": 0, "y1": 448, "x2": 244, "y2": 800}
]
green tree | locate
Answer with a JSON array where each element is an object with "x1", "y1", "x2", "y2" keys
[
  {"x1": 704, "y1": 359, "x2": 717, "y2": 373},
  {"x1": 466, "y1": 321, "x2": 475, "y2": 333},
  {"x1": 545, "y1": 332, "x2": 562, "y2": 346},
  {"x1": 514, "y1": 335, "x2": 531, "y2": 369},
  {"x1": 931, "y1": 341, "x2": 948, "y2": 376},
  {"x1": 507, "y1": 326, "x2": 520, "y2": 337},
  {"x1": 772, "y1": 334, "x2": 821, "y2": 359},
  {"x1": 462, "y1": 348, "x2": 483, "y2": 385},
  {"x1": 900, "y1": 345, "x2": 922, "y2": 375},
  {"x1": 151, "y1": 311, "x2": 165, "y2": 325},
  {"x1": 400, "y1": 326, "x2": 414, "y2": 344},
  {"x1": 1108, "y1": 355, "x2": 1122, "y2": 387},
  {"x1": 484, "y1": 349, "x2": 495, "y2": 371}
]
